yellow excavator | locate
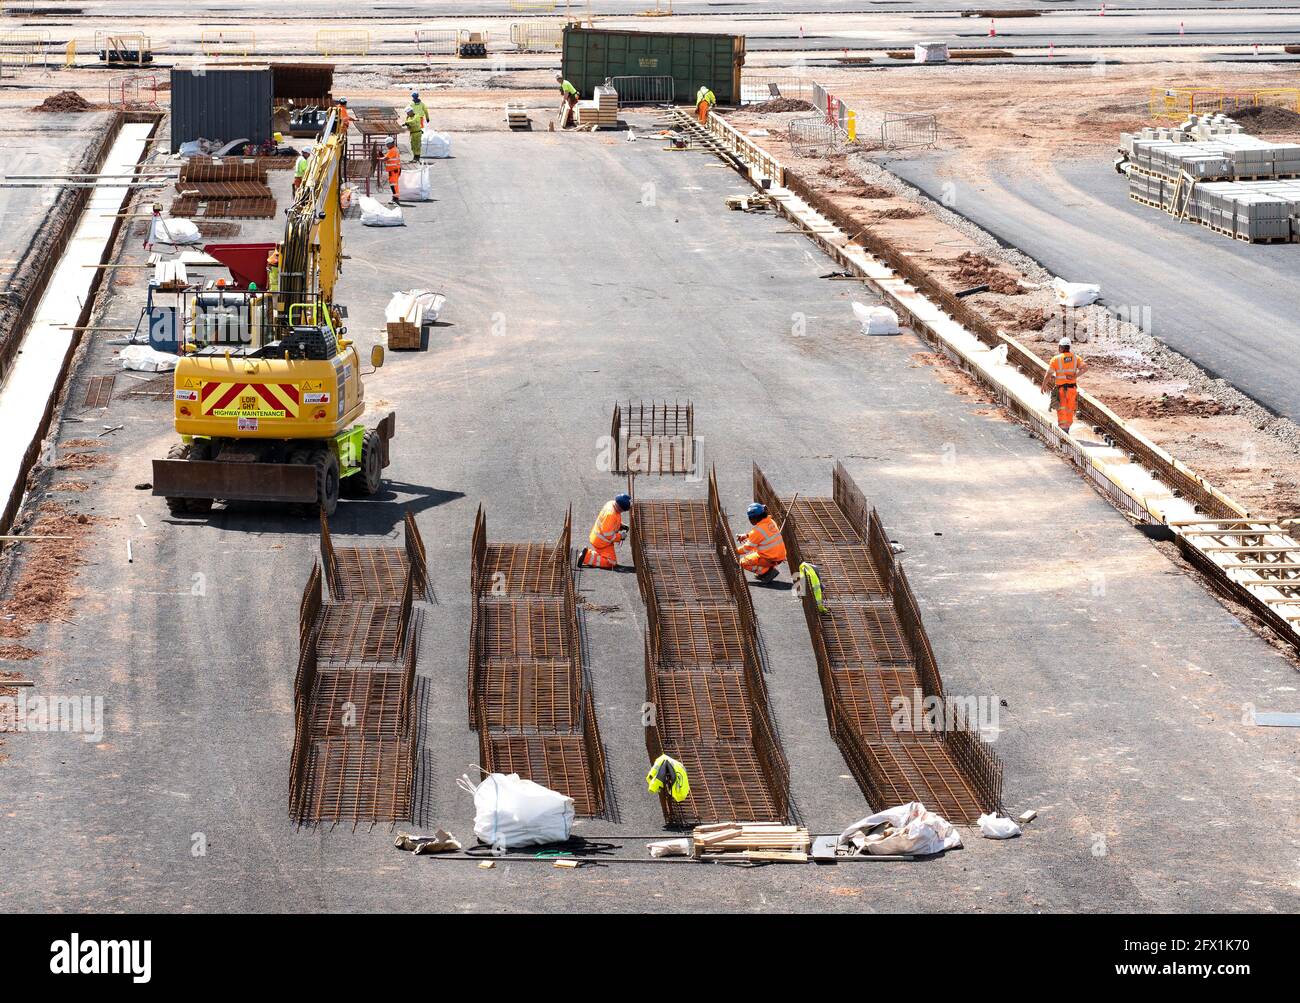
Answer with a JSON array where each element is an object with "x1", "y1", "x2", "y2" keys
[{"x1": 152, "y1": 111, "x2": 395, "y2": 516}]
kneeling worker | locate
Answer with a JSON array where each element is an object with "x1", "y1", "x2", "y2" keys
[
  {"x1": 578, "y1": 492, "x2": 631, "y2": 569},
  {"x1": 736, "y1": 502, "x2": 785, "y2": 582},
  {"x1": 1040, "y1": 335, "x2": 1088, "y2": 433}
]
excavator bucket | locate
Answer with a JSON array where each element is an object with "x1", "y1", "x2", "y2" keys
[{"x1": 152, "y1": 460, "x2": 319, "y2": 505}]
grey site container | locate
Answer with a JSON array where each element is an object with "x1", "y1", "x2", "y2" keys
[{"x1": 170, "y1": 66, "x2": 273, "y2": 150}]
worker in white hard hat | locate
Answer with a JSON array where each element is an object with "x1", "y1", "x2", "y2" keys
[
  {"x1": 1040, "y1": 336, "x2": 1089, "y2": 433},
  {"x1": 556, "y1": 72, "x2": 578, "y2": 128},
  {"x1": 292, "y1": 144, "x2": 313, "y2": 196}
]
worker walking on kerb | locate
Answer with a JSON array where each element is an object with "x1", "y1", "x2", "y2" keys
[
  {"x1": 383, "y1": 139, "x2": 403, "y2": 206},
  {"x1": 736, "y1": 502, "x2": 786, "y2": 582},
  {"x1": 646, "y1": 754, "x2": 690, "y2": 803},
  {"x1": 1041, "y1": 335, "x2": 1088, "y2": 433},
  {"x1": 556, "y1": 73, "x2": 579, "y2": 128},
  {"x1": 578, "y1": 493, "x2": 631, "y2": 570},
  {"x1": 695, "y1": 84, "x2": 716, "y2": 124}
]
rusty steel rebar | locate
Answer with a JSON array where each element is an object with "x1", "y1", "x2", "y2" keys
[
  {"x1": 754, "y1": 461, "x2": 1003, "y2": 824},
  {"x1": 467, "y1": 506, "x2": 607, "y2": 816},
  {"x1": 633, "y1": 469, "x2": 791, "y2": 828}
]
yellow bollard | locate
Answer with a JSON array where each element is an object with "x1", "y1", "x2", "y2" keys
[{"x1": 847, "y1": 110, "x2": 856, "y2": 143}]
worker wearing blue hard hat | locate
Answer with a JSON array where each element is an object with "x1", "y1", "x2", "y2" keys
[
  {"x1": 579, "y1": 493, "x2": 631, "y2": 570},
  {"x1": 735, "y1": 502, "x2": 786, "y2": 582}
]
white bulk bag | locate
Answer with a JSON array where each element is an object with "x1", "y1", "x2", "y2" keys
[
  {"x1": 1052, "y1": 277, "x2": 1101, "y2": 307},
  {"x1": 424, "y1": 132, "x2": 452, "y2": 159},
  {"x1": 358, "y1": 195, "x2": 404, "y2": 227},
  {"x1": 120, "y1": 345, "x2": 179, "y2": 373},
  {"x1": 460, "y1": 773, "x2": 574, "y2": 850},
  {"x1": 399, "y1": 165, "x2": 433, "y2": 201},
  {"x1": 852, "y1": 301, "x2": 901, "y2": 336},
  {"x1": 149, "y1": 216, "x2": 201, "y2": 246}
]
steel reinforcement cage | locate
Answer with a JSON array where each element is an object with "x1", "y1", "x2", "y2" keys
[
  {"x1": 754, "y1": 462, "x2": 1003, "y2": 822},
  {"x1": 290, "y1": 558, "x2": 420, "y2": 828},
  {"x1": 467, "y1": 506, "x2": 607, "y2": 815},
  {"x1": 632, "y1": 468, "x2": 789, "y2": 826},
  {"x1": 609, "y1": 400, "x2": 696, "y2": 476}
]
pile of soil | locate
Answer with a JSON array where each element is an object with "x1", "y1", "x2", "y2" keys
[
  {"x1": 844, "y1": 183, "x2": 896, "y2": 200},
  {"x1": 33, "y1": 90, "x2": 92, "y2": 113},
  {"x1": 873, "y1": 206, "x2": 923, "y2": 221},
  {"x1": 1016, "y1": 306, "x2": 1051, "y2": 331},
  {"x1": 1112, "y1": 393, "x2": 1236, "y2": 420},
  {"x1": 0, "y1": 503, "x2": 96, "y2": 640},
  {"x1": 948, "y1": 252, "x2": 1024, "y2": 295},
  {"x1": 745, "y1": 97, "x2": 814, "y2": 113},
  {"x1": 1229, "y1": 105, "x2": 1300, "y2": 133}
]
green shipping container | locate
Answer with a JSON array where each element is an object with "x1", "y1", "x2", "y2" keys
[{"x1": 562, "y1": 26, "x2": 745, "y2": 105}]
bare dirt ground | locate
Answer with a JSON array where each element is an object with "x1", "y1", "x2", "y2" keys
[{"x1": 723, "y1": 62, "x2": 1300, "y2": 520}]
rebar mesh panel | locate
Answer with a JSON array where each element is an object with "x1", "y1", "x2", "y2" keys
[
  {"x1": 308, "y1": 670, "x2": 407, "y2": 738},
  {"x1": 486, "y1": 734, "x2": 603, "y2": 816},
  {"x1": 640, "y1": 551, "x2": 732, "y2": 603},
  {"x1": 296, "y1": 737, "x2": 413, "y2": 825},
  {"x1": 635, "y1": 501, "x2": 714, "y2": 548},
  {"x1": 477, "y1": 597, "x2": 570, "y2": 660},
  {"x1": 788, "y1": 498, "x2": 860, "y2": 543},
  {"x1": 316, "y1": 603, "x2": 408, "y2": 664},
  {"x1": 796, "y1": 544, "x2": 886, "y2": 595},
  {"x1": 653, "y1": 669, "x2": 751, "y2": 740},
  {"x1": 856, "y1": 735, "x2": 986, "y2": 824},
  {"x1": 83, "y1": 374, "x2": 115, "y2": 407},
  {"x1": 658, "y1": 741, "x2": 784, "y2": 826},
  {"x1": 829, "y1": 667, "x2": 921, "y2": 738},
  {"x1": 478, "y1": 660, "x2": 578, "y2": 731},
  {"x1": 819, "y1": 601, "x2": 914, "y2": 668},
  {"x1": 654, "y1": 606, "x2": 748, "y2": 666},
  {"x1": 330, "y1": 547, "x2": 410, "y2": 602},
  {"x1": 480, "y1": 543, "x2": 565, "y2": 595}
]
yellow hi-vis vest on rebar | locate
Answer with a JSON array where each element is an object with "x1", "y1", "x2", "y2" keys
[
  {"x1": 646, "y1": 754, "x2": 690, "y2": 802},
  {"x1": 800, "y1": 561, "x2": 828, "y2": 614}
]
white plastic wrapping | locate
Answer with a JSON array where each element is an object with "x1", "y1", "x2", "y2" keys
[
  {"x1": 358, "y1": 195, "x2": 404, "y2": 227},
  {"x1": 852, "y1": 301, "x2": 901, "y2": 335}
]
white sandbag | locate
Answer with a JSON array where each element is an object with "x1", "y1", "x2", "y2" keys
[
  {"x1": 358, "y1": 195, "x2": 404, "y2": 227},
  {"x1": 399, "y1": 165, "x2": 433, "y2": 201},
  {"x1": 423, "y1": 132, "x2": 452, "y2": 158},
  {"x1": 838, "y1": 801, "x2": 962, "y2": 857},
  {"x1": 120, "y1": 345, "x2": 179, "y2": 373},
  {"x1": 648, "y1": 838, "x2": 690, "y2": 858},
  {"x1": 852, "y1": 301, "x2": 901, "y2": 336},
  {"x1": 1052, "y1": 277, "x2": 1101, "y2": 307},
  {"x1": 148, "y1": 216, "x2": 201, "y2": 246},
  {"x1": 977, "y1": 813, "x2": 1023, "y2": 839},
  {"x1": 459, "y1": 772, "x2": 574, "y2": 850}
]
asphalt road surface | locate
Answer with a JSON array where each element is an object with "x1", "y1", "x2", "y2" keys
[{"x1": 0, "y1": 120, "x2": 1296, "y2": 912}]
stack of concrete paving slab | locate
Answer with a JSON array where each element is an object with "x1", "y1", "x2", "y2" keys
[{"x1": 1124, "y1": 114, "x2": 1300, "y2": 242}]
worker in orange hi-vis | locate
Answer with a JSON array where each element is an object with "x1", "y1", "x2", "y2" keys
[
  {"x1": 335, "y1": 97, "x2": 352, "y2": 135},
  {"x1": 383, "y1": 139, "x2": 403, "y2": 206},
  {"x1": 578, "y1": 493, "x2": 631, "y2": 570},
  {"x1": 1040, "y1": 335, "x2": 1088, "y2": 433},
  {"x1": 735, "y1": 503, "x2": 786, "y2": 582}
]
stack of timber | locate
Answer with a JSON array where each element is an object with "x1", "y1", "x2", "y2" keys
[
  {"x1": 577, "y1": 86, "x2": 619, "y2": 129},
  {"x1": 692, "y1": 822, "x2": 812, "y2": 862}
]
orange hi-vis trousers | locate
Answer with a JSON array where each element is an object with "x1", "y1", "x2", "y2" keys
[
  {"x1": 581, "y1": 540, "x2": 617, "y2": 569},
  {"x1": 1055, "y1": 383, "x2": 1078, "y2": 430},
  {"x1": 739, "y1": 551, "x2": 779, "y2": 576},
  {"x1": 697, "y1": 100, "x2": 710, "y2": 124}
]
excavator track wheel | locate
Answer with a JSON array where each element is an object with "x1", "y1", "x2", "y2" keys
[
  {"x1": 163, "y1": 442, "x2": 213, "y2": 514},
  {"x1": 358, "y1": 429, "x2": 383, "y2": 496},
  {"x1": 314, "y1": 448, "x2": 341, "y2": 517}
]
